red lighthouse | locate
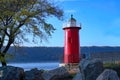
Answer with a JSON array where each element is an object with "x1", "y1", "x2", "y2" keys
[{"x1": 63, "y1": 15, "x2": 81, "y2": 65}]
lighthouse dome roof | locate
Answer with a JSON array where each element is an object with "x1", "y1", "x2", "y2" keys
[{"x1": 68, "y1": 15, "x2": 76, "y2": 22}]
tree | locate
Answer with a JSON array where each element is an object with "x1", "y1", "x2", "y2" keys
[{"x1": 0, "y1": 0, "x2": 63, "y2": 66}]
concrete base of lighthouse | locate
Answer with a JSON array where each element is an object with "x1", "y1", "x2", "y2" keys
[{"x1": 59, "y1": 63, "x2": 79, "y2": 73}]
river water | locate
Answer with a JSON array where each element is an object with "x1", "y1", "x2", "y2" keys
[{"x1": 1, "y1": 62, "x2": 59, "y2": 71}]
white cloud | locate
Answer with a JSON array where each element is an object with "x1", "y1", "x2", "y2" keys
[{"x1": 65, "y1": 10, "x2": 77, "y2": 13}]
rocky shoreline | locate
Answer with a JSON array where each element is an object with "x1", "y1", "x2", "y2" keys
[{"x1": 0, "y1": 59, "x2": 120, "y2": 80}]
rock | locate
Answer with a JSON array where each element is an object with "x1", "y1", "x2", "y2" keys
[
  {"x1": 24, "y1": 68, "x2": 44, "y2": 80},
  {"x1": 96, "y1": 69, "x2": 120, "y2": 80},
  {"x1": 0, "y1": 66, "x2": 24, "y2": 80},
  {"x1": 72, "y1": 72, "x2": 82, "y2": 80},
  {"x1": 42, "y1": 67, "x2": 70, "y2": 80},
  {"x1": 79, "y1": 59, "x2": 104, "y2": 80}
]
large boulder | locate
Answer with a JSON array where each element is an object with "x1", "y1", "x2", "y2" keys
[
  {"x1": 0, "y1": 66, "x2": 24, "y2": 80},
  {"x1": 79, "y1": 59, "x2": 104, "y2": 80},
  {"x1": 72, "y1": 72, "x2": 82, "y2": 80},
  {"x1": 24, "y1": 68, "x2": 44, "y2": 80},
  {"x1": 42, "y1": 67, "x2": 70, "y2": 80},
  {"x1": 96, "y1": 69, "x2": 120, "y2": 80}
]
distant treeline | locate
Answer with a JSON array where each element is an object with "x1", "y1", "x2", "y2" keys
[{"x1": 7, "y1": 46, "x2": 120, "y2": 63}]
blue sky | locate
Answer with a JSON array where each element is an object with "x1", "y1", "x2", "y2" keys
[{"x1": 26, "y1": 0, "x2": 120, "y2": 47}]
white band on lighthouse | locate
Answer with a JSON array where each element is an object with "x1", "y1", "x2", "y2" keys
[{"x1": 62, "y1": 23, "x2": 81, "y2": 28}]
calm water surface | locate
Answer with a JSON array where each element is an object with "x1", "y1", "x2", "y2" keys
[{"x1": 5, "y1": 62, "x2": 59, "y2": 71}]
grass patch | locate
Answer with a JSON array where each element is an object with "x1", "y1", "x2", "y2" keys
[{"x1": 103, "y1": 63, "x2": 120, "y2": 77}]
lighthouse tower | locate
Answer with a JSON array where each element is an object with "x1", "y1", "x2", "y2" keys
[{"x1": 62, "y1": 15, "x2": 81, "y2": 70}]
